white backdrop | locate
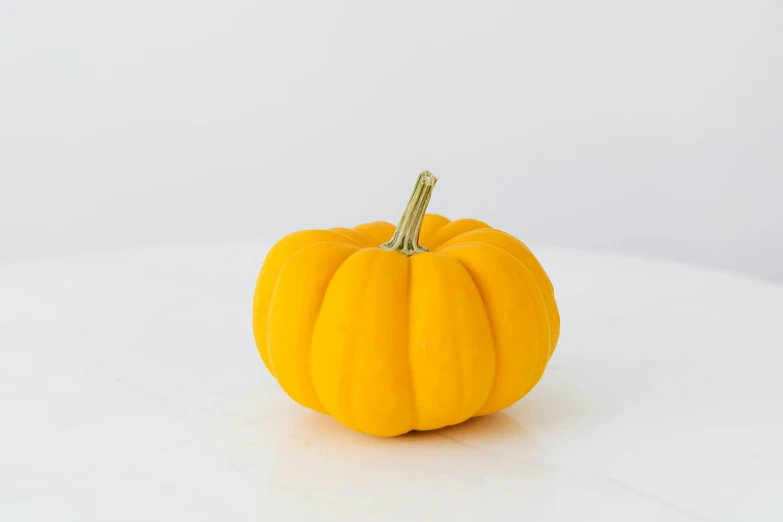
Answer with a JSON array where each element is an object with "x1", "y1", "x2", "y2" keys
[{"x1": 2, "y1": 1, "x2": 781, "y2": 280}]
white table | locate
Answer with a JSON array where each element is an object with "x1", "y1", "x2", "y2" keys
[{"x1": 1, "y1": 243, "x2": 781, "y2": 522}]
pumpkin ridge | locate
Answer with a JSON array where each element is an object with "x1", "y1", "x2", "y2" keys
[
  {"x1": 306, "y1": 277, "x2": 333, "y2": 415},
  {"x1": 278, "y1": 243, "x2": 358, "y2": 414},
  {"x1": 353, "y1": 221, "x2": 395, "y2": 245},
  {"x1": 501, "y1": 249, "x2": 552, "y2": 385},
  {"x1": 428, "y1": 218, "x2": 450, "y2": 236},
  {"x1": 330, "y1": 227, "x2": 378, "y2": 247},
  {"x1": 419, "y1": 215, "x2": 451, "y2": 248},
  {"x1": 447, "y1": 253, "x2": 498, "y2": 419},
  {"x1": 308, "y1": 247, "x2": 368, "y2": 432},
  {"x1": 405, "y1": 255, "x2": 418, "y2": 432},
  {"x1": 436, "y1": 228, "x2": 560, "y2": 352},
  {"x1": 451, "y1": 229, "x2": 555, "y2": 294},
  {"x1": 468, "y1": 242, "x2": 552, "y2": 408},
  {"x1": 476, "y1": 233, "x2": 558, "y2": 355},
  {"x1": 259, "y1": 233, "x2": 364, "y2": 371},
  {"x1": 428, "y1": 219, "x2": 491, "y2": 249},
  {"x1": 350, "y1": 249, "x2": 387, "y2": 433}
]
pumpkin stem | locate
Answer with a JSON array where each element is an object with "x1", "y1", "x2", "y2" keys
[{"x1": 381, "y1": 171, "x2": 438, "y2": 256}]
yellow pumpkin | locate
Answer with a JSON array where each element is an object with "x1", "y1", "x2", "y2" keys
[{"x1": 252, "y1": 172, "x2": 560, "y2": 436}]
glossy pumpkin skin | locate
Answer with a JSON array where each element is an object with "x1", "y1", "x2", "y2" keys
[{"x1": 252, "y1": 212, "x2": 560, "y2": 437}]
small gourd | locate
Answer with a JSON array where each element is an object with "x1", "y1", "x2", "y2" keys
[{"x1": 252, "y1": 172, "x2": 560, "y2": 436}]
